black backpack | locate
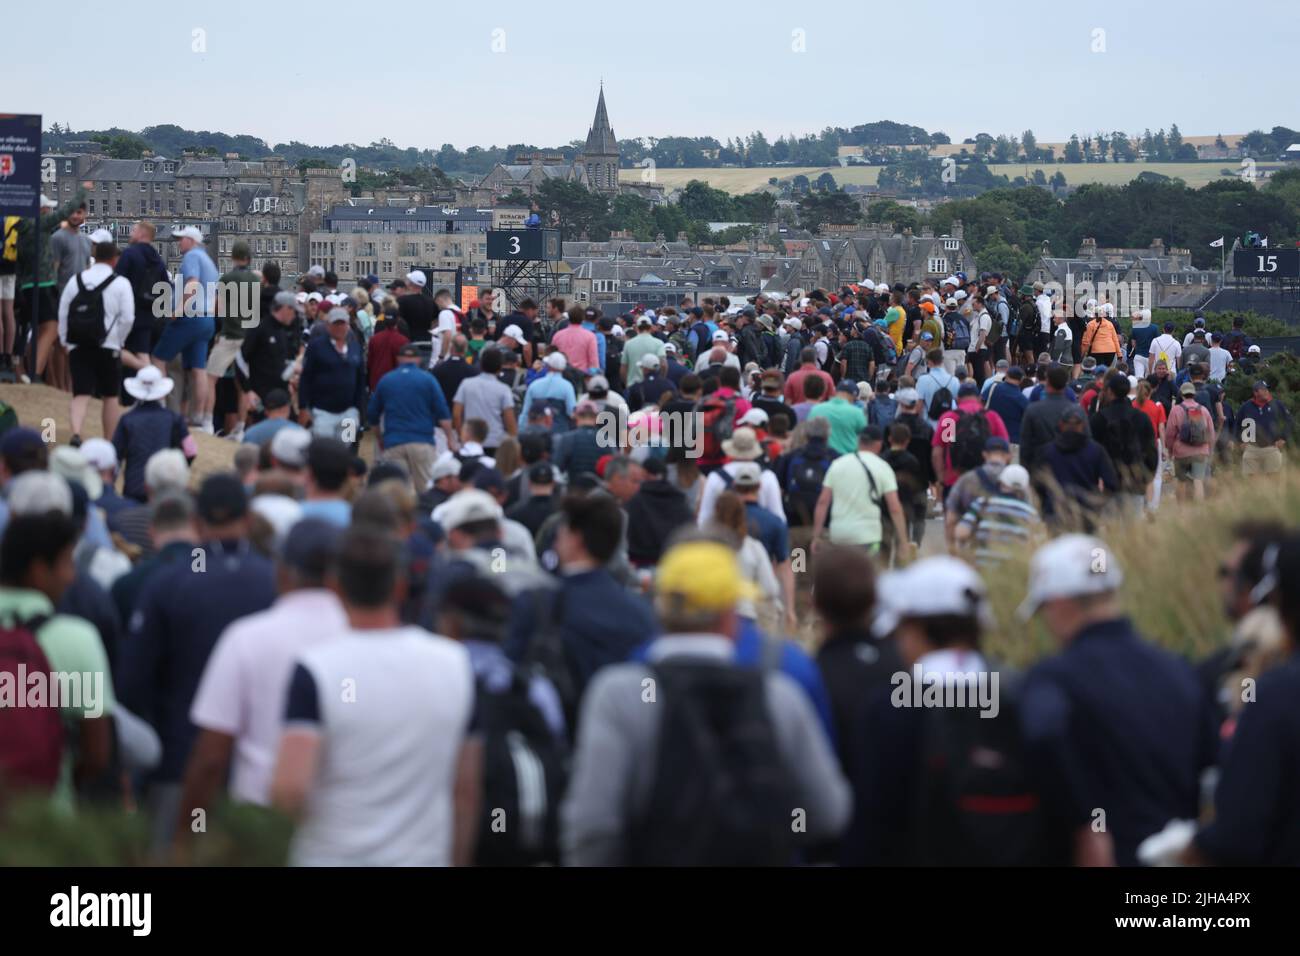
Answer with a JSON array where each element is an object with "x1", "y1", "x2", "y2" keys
[
  {"x1": 66, "y1": 273, "x2": 123, "y2": 348},
  {"x1": 783, "y1": 447, "x2": 833, "y2": 523},
  {"x1": 473, "y1": 668, "x2": 569, "y2": 867},
  {"x1": 627, "y1": 659, "x2": 798, "y2": 865},
  {"x1": 925, "y1": 371, "x2": 955, "y2": 421},
  {"x1": 951, "y1": 409, "x2": 992, "y2": 473},
  {"x1": 910, "y1": 690, "x2": 1050, "y2": 866}
]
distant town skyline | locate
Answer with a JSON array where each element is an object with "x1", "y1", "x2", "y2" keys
[{"x1": 5, "y1": 0, "x2": 1297, "y2": 151}]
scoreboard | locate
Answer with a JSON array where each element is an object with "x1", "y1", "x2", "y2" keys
[
  {"x1": 1234, "y1": 249, "x2": 1300, "y2": 279},
  {"x1": 486, "y1": 229, "x2": 562, "y2": 261}
]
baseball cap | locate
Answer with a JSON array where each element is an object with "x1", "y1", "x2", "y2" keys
[
  {"x1": 984, "y1": 436, "x2": 1011, "y2": 453},
  {"x1": 79, "y1": 437, "x2": 118, "y2": 473},
  {"x1": 1248, "y1": 344, "x2": 1262, "y2": 354},
  {"x1": 326, "y1": 307, "x2": 350, "y2": 324},
  {"x1": 944, "y1": 298, "x2": 958, "y2": 309},
  {"x1": 173, "y1": 225, "x2": 204, "y2": 243},
  {"x1": 502, "y1": 324, "x2": 524, "y2": 341},
  {"x1": 957, "y1": 382, "x2": 980, "y2": 398},
  {"x1": 88, "y1": 228, "x2": 114, "y2": 245},
  {"x1": 40, "y1": 194, "x2": 57, "y2": 209},
  {"x1": 1252, "y1": 379, "x2": 1270, "y2": 391},
  {"x1": 730, "y1": 461, "x2": 763, "y2": 488},
  {"x1": 273, "y1": 291, "x2": 297, "y2": 310},
  {"x1": 655, "y1": 540, "x2": 755, "y2": 615},
  {"x1": 430, "y1": 452, "x2": 461, "y2": 482},
  {"x1": 586, "y1": 374, "x2": 609, "y2": 394},
  {"x1": 872, "y1": 556, "x2": 993, "y2": 638},
  {"x1": 895, "y1": 387, "x2": 921, "y2": 406},
  {"x1": 712, "y1": 330, "x2": 729, "y2": 342},
  {"x1": 405, "y1": 270, "x2": 427, "y2": 288},
  {"x1": 836, "y1": 379, "x2": 858, "y2": 395},
  {"x1": 919, "y1": 331, "x2": 934, "y2": 342},
  {"x1": 307, "y1": 265, "x2": 326, "y2": 278},
  {"x1": 437, "y1": 489, "x2": 503, "y2": 531},
  {"x1": 1018, "y1": 534, "x2": 1123, "y2": 619},
  {"x1": 397, "y1": 343, "x2": 420, "y2": 358},
  {"x1": 738, "y1": 408, "x2": 769, "y2": 427},
  {"x1": 8, "y1": 471, "x2": 73, "y2": 517},
  {"x1": 638, "y1": 353, "x2": 661, "y2": 370},
  {"x1": 270, "y1": 428, "x2": 312, "y2": 468},
  {"x1": 1179, "y1": 382, "x2": 1197, "y2": 396},
  {"x1": 528, "y1": 462, "x2": 555, "y2": 485},
  {"x1": 196, "y1": 473, "x2": 249, "y2": 525},
  {"x1": 999, "y1": 464, "x2": 1030, "y2": 492},
  {"x1": 636, "y1": 315, "x2": 653, "y2": 328},
  {"x1": 544, "y1": 352, "x2": 567, "y2": 371},
  {"x1": 664, "y1": 342, "x2": 678, "y2": 354}
]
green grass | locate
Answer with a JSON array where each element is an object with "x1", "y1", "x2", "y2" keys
[{"x1": 624, "y1": 162, "x2": 1281, "y2": 195}]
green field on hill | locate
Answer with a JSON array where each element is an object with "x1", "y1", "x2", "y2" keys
[{"x1": 624, "y1": 161, "x2": 1278, "y2": 195}]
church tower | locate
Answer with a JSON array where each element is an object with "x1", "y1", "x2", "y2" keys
[{"x1": 581, "y1": 84, "x2": 620, "y2": 195}]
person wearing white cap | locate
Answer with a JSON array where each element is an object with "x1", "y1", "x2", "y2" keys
[
  {"x1": 620, "y1": 314, "x2": 666, "y2": 388},
  {"x1": 1016, "y1": 533, "x2": 1210, "y2": 867},
  {"x1": 56, "y1": 228, "x2": 134, "y2": 446},
  {"x1": 952, "y1": 463, "x2": 1040, "y2": 565},
  {"x1": 843, "y1": 555, "x2": 1037, "y2": 865},
  {"x1": 627, "y1": 351, "x2": 675, "y2": 411},
  {"x1": 153, "y1": 224, "x2": 219, "y2": 431},
  {"x1": 520, "y1": 350, "x2": 576, "y2": 431}
]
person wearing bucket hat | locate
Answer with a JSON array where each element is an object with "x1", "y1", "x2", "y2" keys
[
  {"x1": 561, "y1": 537, "x2": 850, "y2": 865},
  {"x1": 1016, "y1": 534, "x2": 1211, "y2": 867},
  {"x1": 113, "y1": 366, "x2": 197, "y2": 502},
  {"x1": 696, "y1": 427, "x2": 786, "y2": 526}
]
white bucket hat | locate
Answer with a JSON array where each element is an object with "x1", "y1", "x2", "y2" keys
[{"x1": 124, "y1": 366, "x2": 175, "y2": 402}]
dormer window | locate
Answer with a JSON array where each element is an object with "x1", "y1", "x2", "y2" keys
[{"x1": 143, "y1": 162, "x2": 154, "y2": 173}]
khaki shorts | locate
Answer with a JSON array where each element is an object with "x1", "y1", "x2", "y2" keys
[
  {"x1": 205, "y1": 335, "x2": 243, "y2": 376},
  {"x1": 381, "y1": 441, "x2": 437, "y2": 492},
  {"x1": 1241, "y1": 444, "x2": 1284, "y2": 476},
  {"x1": 1174, "y1": 456, "x2": 1210, "y2": 481}
]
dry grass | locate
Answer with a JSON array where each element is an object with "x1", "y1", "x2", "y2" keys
[
  {"x1": 0, "y1": 382, "x2": 235, "y2": 484},
  {"x1": 977, "y1": 470, "x2": 1300, "y2": 668}
]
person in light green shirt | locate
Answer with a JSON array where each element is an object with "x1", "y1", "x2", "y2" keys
[
  {"x1": 0, "y1": 511, "x2": 115, "y2": 808},
  {"x1": 621, "y1": 318, "x2": 667, "y2": 387},
  {"x1": 808, "y1": 382, "x2": 869, "y2": 455},
  {"x1": 811, "y1": 424, "x2": 913, "y2": 560}
]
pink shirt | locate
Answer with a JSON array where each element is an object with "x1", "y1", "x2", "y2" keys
[
  {"x1": 551, "y1": 324, "x2": 600, "y2": 373},
  {"x1": 1165, "y1": 399, "x2": 1216, "y2": 459},
  {"x1": 931, "y1": 398, "x2": 1010, "y2": 486},
  {"x1": 784, "y1": 365, "x2": 836, "y2": 405},
  {"x1": 189, "y1": 589, "x2": 348, "y2": 805}
]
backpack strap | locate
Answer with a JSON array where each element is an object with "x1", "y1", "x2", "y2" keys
[{"x1": 854, "y1": 452, "x2": 882, "y2": 506}]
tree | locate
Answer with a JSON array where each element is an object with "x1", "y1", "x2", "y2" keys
[
  {"x1": 791, "y1": 174, "x2": 811, "y2": 194},
  {"x1": 746, "y1": 132, "x2": 772, "y2": 166},
  {"x1": 1111, "y1": 131, "x2": 1137, "y2": 163},
  {"x1": 814, "y1": 172, "x2": 838, "y2": 192},
  {"x1": 535, "y1": 179, "x2": 608, "y2": 241},
  {"x1": 797, "y1": 190, "x2": 860, "y2": 232},
  {"x1": 1064, "y1": 135, "x2": 1083, "y2": 163},
  {"x1": 498, "y1": 188, "x2": 532, "y2": 207},
  {"x1": 677, "y1": 180, "x2": 735, "y2": 222},
  {"x1": 1021, "y1": 130, "x2": 1038, "y2": 161}
]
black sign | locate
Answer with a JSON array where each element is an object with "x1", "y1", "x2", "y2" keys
[
  {"x1": 1234, "y1": 248, "x2": 1300, "y2": 279},
  {"x1": 486, "y1": 229, "x2": 561, "y2": 261},
  {"x1": 0, "y1": 114, "x2": 42, "y2": 217}
]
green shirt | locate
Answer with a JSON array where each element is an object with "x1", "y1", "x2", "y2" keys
[
  {"x1": 822, "y1": 450, "x2": 898, "y2": 546},
  {"x1": 808, "y1": 397, "x2": 868, "y2": 455},
  {"x1": 0, "y1": 587, "x2": 116, "y2": 807},
  {"x1": 216, "y1": 265, "x2": 259, "y2": 339},
  {"x1": 621, "y1": 333, "x2": 667, "y2": 386}
]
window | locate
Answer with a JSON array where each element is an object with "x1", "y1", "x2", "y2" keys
[
  {"x1": 1201, "y1": 274, "x2": 1209, "y2": 285},
  {"x1": 1170, "y1": 275, "x2": 1179, "y2": 285},
  {"x1": 139, "y1": 200, "x2": 147, "y2": 213},
  {"x1": 115, "y1": 199, "x2": 123, "y2": 213},
  {"x1": 115, "y1": 182, "x2": 122, "y2": 191},
  {"x1": 927, "y1": 257, "x2": 948, "y2": 274},
  {"x1": 205, "y1": 198, "x2": 213, "y2": 212},
  {"x1": 88, "y1": 199, "x2": 95, "y2": 213},
  {"x1": 143, "y1": 162, "x2": 153, "y2": 173},
  {"x1": 64, "y1": 160, "x2": 72, "y2": 172},
  {"x1": 153, "y1": 200, "x2": 160, "y2": 213},
  {"x1": 185, "y1": 199, "x2": 192, "y2": 212},
  {"x1": 99, "y1": 182, "x2": 107, "y2": 192},
  {"x1": 943, "y1": 238, "x2": 959, "y2": 251},
  {"x1": 140, "y1": 182, "x2": 147, "y2": 192},
  {"x1": 251, "y1": 198, "x2": 260, "y2": 213}
]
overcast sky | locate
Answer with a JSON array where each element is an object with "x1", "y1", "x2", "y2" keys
[{"x1": 5, "y1": 0, "x2": 1295, "y2": 151}]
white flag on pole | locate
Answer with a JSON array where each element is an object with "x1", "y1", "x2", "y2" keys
[
  {"x1": 1210, "y1": 237, "x2": 1224, "y2": 248},
  {"x1": 1261, "y1": 237, "x2": 1269, "y2": 247}
]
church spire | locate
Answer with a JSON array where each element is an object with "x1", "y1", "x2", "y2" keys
[{"x1": 584, "y1": 85, "x2": 617, "y2": 157}]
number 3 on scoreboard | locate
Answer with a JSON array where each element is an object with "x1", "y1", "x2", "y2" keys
[{"x1": 509, "y1": 235, "x2": 520, "y2": 255}]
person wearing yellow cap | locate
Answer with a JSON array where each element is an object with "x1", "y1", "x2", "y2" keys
[{"x1": 560, "y1": 538, "x2": 851, "y2": 866}]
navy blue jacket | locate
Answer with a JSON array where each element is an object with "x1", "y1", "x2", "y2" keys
[
  {"x1": 1236, "y1": 397, "x2": 1292, "y2": 446},
  {"x1": 117, "y1": 539, "x2": 277, "y2": 783},
  {"x1": 299, "y1": 334, "x2": 366, "y2": 414},
  {"x1": 367, "y1": 364, "x2": 450, "y2": 448},
  {"x1": 1021, "y1": 618, "x2": 1215, "y2": 866}
]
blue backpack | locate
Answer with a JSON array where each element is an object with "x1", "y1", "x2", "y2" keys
[{"x1": 869, "y1": 396, "x2": 898, "y2": 429}]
